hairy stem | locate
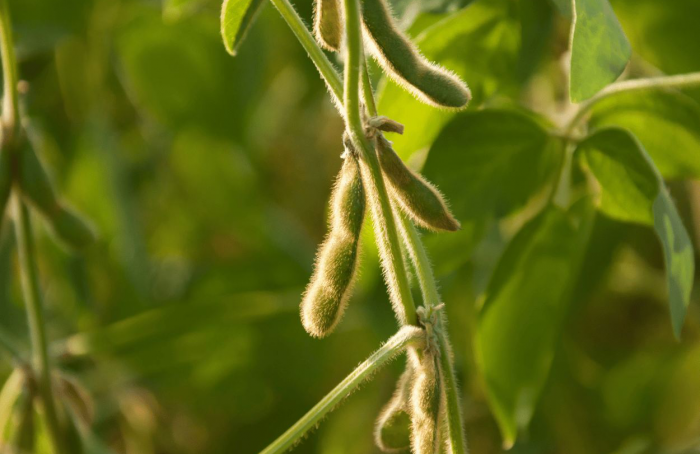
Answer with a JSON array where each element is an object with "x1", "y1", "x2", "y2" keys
[
  {"x1": 566, "y1": 71, "x2": 700, "y2": 134},
  {"x1": 260, "y1": 326, "x2": 425, "y2": 454},
  {"x1": 12, "y1": 196, "x2": 66, "y2": 454},
  {"x1": 342, "y1": 0, "x2": 417, "y2": 325},
  {"x1": 267, "y1": 0, "x2": 343, "y2": 106},
  {"x1": 397, "y1": 214, "x2": 468, "y2": 454}
]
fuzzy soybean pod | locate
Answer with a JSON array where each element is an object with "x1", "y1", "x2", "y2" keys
[
  {"x1": 301, "y1": 154, "x2": 366, "y2": 338},
  {"x1": 361, "y1": 0, "x2": 470, "y2": 109},
  {"x1": 17, "y1": 141, "x2": 96, "y2": 250},
  {"x1": 314, "y1": 0, "x2": 343, "y2": 51},
  {"x1": 410, "y1": 353, "x2": 442, "y2": 454},
  {"x1": 376, "y1": 136, "x2": 460, "y2": 232},
  {"x1": 375, "y1": 363, "x2": 414, "y2": 452}
]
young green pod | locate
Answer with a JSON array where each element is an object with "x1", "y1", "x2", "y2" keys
[
  {"x1": 375, "y1": 364, "x2": 413, "y2": 452},
  {"x1": 361, "y1": 0, "x2": 470, "y2": 109},
  {"x1": 410, "y1": 353, "x2": 442, "y2": 454},
  {"x1": 17, "y1": 142, "x2": 96, "y2": 250},
  {"x1": 0, "y1": 144, "x2": 11, "y2": 224},
  {"x1": 376, "y1": 136, "x2": 460, "y2": 232},
  {"x1": 301, "y1": 154, "x2": 366, "y2": 337},
  {"x1": 314, "y1": 0, "x2": 343, "y2": 51}
]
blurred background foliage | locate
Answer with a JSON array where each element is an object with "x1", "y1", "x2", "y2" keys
[{"x1": 0, "y1": 0, "x2": 699, "y2": 453}]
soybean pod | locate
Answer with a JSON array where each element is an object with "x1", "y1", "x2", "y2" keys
[
  {"x1": 361, "y1": 0, "x2": 470, "y2": 109},
  {"x1": 301, "y1": 152, "x2": 366, "y2": 338},
  {"x1": 376, "y1": 136, "x2": 460, "y2": 232},
  {"x1": 410, "y1": 353, "x2": 442, "y2": 454},
  {"x1": 375, "y1": 362, "x2": 414, "y2": 452},
  {"x1": 314, "y1": 0, "x2": 343, "y2": 51}
]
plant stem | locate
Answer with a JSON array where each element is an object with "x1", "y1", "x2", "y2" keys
[
  {"x1": 12, "y1": 196, "x2": 66, "y2": 454},
  {"x1": 566, "y1": 71, "x2": 700, "y2": 134},
  {"x1": 396, "y1": 214, "x2": 468, "y2": 454},
  {"x1": 341, "y1": 0, "x2": 417, "y2": 325},
  {"x1": 362, "y1": 60, "x2": 378, "y2": 117},
  {"x1": 267, "y1": 0, "x2": 344, "y2": 106},
  {"x1": 0, "y1": 2, "x2": 65, "y2": 452},
  {"x1": 0, "y1": 0, "x2": 18, "y2": 142},
  {"x1": 259, "y1": 326, "x2": 425, "y2": 454}
]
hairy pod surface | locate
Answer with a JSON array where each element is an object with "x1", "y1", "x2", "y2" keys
[
  {"x1": 17, "y1": 142, "x2": 96, "y2": 250},
  {"x1": 375, "y1": 363, "x2": 414, "y2": 452},
  {"x1": 301, "y1": 155, "x2": 366, "y2": 337},
  {"x1": 314, "y1": 0, "x2": 343, "y2": 51},
  {"x1": 0, "y1": 144, "x2": 11, "y2": 222},
  {"x1": 376, "y1": 136, "x2": 460, "y2": 232},
  {"x1": 410, "y1": 353, "x2": 442, "y2": 454},
  {"x1": 361, "y1": 0, "x2": 470, "y2": 109}
]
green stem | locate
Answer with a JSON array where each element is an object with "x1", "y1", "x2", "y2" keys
[
  {"x1": 566, "y1": 71, "x2": 700, "y2": 134},
  {"x1": 342, "y1": 0, "x2": 417, "y2": 326},
  {"x1": 12, "y1": 196, "x2": 65, "y2": 454},
  {"x1": 0, "y1": 0, "x2": 18, "y2": 142},
  {"x1": 0, "y1": 3, "x2": 65, "y2": 451},
  {"x1": 267, "y1": 0, "x2": 343, "y2": 106},
  {"x1": 259, "y1": 326, "x2": 424, "y2": 454},
  {"x1": 362, "y1": 60, "x2": 378, "y2": 117},
  {"x1": 396, "y1": 214, "x2": 468, "y2": 454}
]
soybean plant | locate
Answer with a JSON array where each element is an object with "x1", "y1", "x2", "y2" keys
[
  {"x1": 0, "y1": 1, "x2": 95, "y2": 453},
  {"x1": 222, "y1": 0, "x2": 470, "y2": 452}
]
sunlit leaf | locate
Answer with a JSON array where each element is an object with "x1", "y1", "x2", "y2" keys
[
  {"x1": 589, "y1": 89, "x2": 700, "y2": 180},
  {"x1": 577, "y1": 128, "x2": 695, "y2": 337},
  {"x1": 220, "y1": 0, "x2": 266, "y2": 56},
  {"x1": 570, "y1": 0, "x2": 631, "y2": 102}
]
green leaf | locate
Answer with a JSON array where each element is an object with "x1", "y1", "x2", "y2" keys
[
  {"x1": 518, "y1": 0, "x2": 554, "y2": 82},
  {"x1": 577, "y1": 128, "x2": 695, "y2": 338},
  {"x1": 653, "y1": 190, "x2": 696, "y2": 340},
  {"x1": 611, "y1": 0, "x2": 700, "y2": 77},
  {"x1": 589, "y1": 90, "x2": 700, "y2": 180},
  {"x1": 476, "y1": 201, "x2": 595, "y2": 447},
  {"x1": 549, "y1": 0, "x2": 571, "y2": 18},
  {"x1": 220, "y1": 0, "x2": 266, "y2": 56},
  {"x1": 570, "y1": 0, "x2": 631, "y2": 102},
  {"x1": 376, "y1": 0, "x2": 520, "y2": 160},
  {"x1": 578, "y1": 128, "x2": 658, "y2": 224},
  {"x1": 422, "y1": 109, "x2": 561, "y2": 221}
]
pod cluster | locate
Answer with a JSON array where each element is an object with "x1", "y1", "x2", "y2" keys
[
  {"x1": 375, "y1": 338, "x2": 446, "y2": 454},
  {"x1": 312, "y1": 0, "x2": 470, "y2": 110},
  {"x1": 0, "y1": 129, "x2": 96, "y2": 251},
  {"x1": 300, "y1": 148, "x2": 366, "y2": 338}
]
